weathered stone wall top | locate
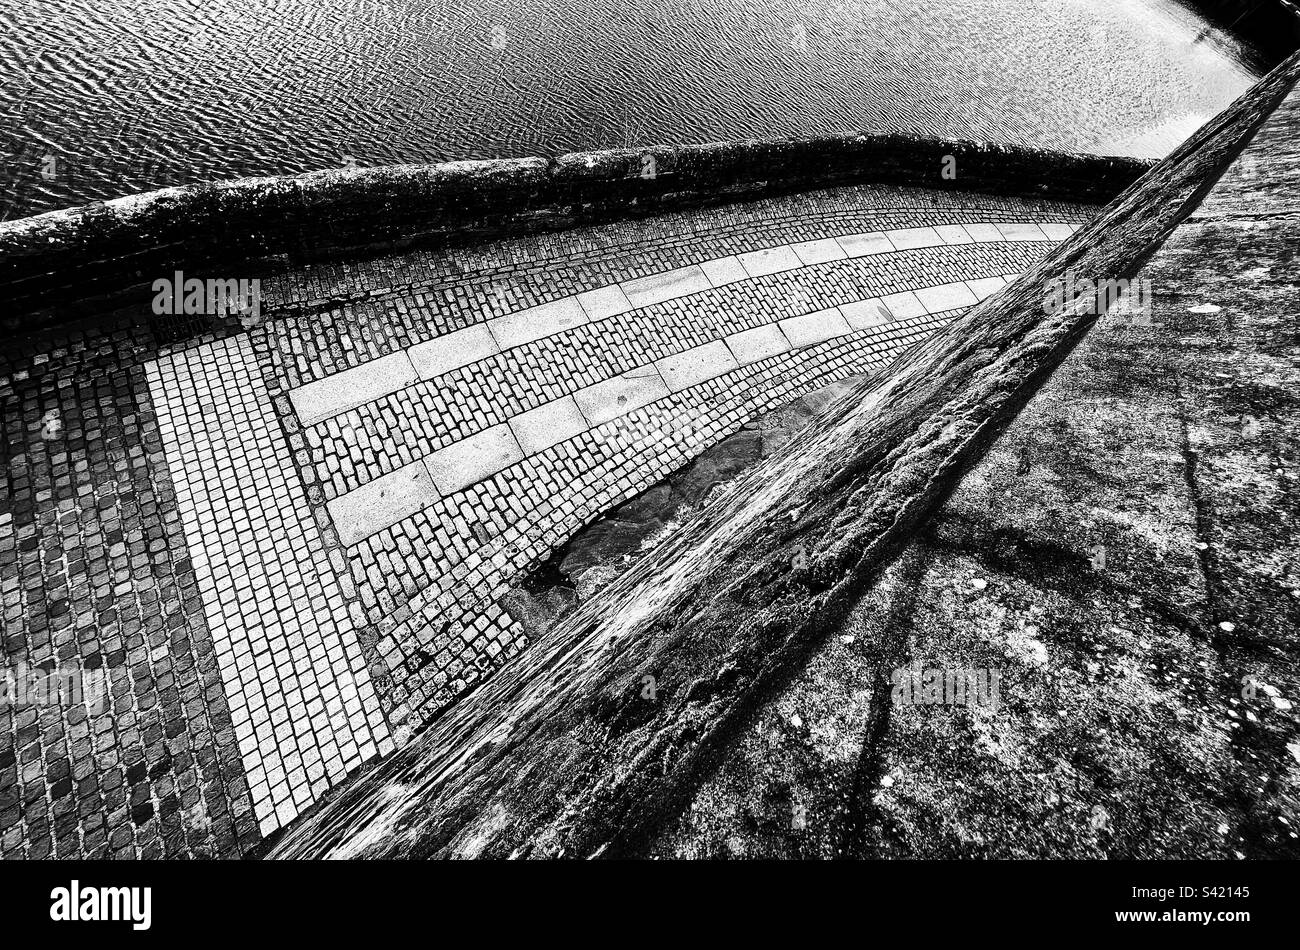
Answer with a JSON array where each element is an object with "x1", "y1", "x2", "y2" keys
[{"x1": 0, "y1": 133, "x2": 1154, "y2": 329}]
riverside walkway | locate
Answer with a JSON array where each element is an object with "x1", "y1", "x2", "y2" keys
[{"x1": 0, "y1": 174, "x2": 1092, "y2": 856}]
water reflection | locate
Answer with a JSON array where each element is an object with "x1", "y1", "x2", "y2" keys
[{"x1": 0, "y1": 0, "x2": 1260, "y2": 218}]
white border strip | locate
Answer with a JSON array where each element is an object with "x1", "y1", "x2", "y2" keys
[
  {"x1": 325, "y1": 272, "x2": 1022, "y2": 546},
  {"x1": 289, "y1": 222, "x2": 1073, "y2": 426}
]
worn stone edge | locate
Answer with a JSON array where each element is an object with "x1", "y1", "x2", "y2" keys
[{"x1": 0, "y1": 133, "x2": 1152, "y2": 329}]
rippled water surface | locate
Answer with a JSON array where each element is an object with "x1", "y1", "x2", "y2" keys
[{"x1": 0, "y1": 0, "x2": 1261, "y2": 218}]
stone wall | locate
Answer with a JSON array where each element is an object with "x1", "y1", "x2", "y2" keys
[{"x1": 0, "y1": 134, "x2": 1152, "y2": 331}]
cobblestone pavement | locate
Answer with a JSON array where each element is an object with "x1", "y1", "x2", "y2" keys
[{"x1": 1, "y1": 181, "x2": 1096, "y2": 856}]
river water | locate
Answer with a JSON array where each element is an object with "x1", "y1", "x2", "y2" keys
[{"x1": 0, "y1": 0, "x2": 1262, "y2": 218}]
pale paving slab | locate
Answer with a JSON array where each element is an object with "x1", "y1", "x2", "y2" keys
[
  {"x1": 780, "y1": 307, "x2": 853, "y2": 348},
  {"x1": 701, "y1": 255, "x2": 749, "y2": 287},
  {"x1": 290, "y1": 351, "x2": 417, "y2": 426},
  {"x1": 962, "y1": 223, "x2": 1004, "y2": 242},
  {"x1": 936, "y1": 224, "x2": 974, "y2": 244},
  {"x1": 320, "y1": 273, "x2": 1001, "y2": 533},
  {"x1": 886, "y1": 226, "x2": 945, "y2": 250},
  {"x1": 967, "y1": 276, "x2": 1008, "y2": 300},
  {"x1": 328, "y1": 460, "x2": 440, "y2": 547},
  {"x1": 578, "y1": 284, "x2": 633, "y2": 321},
  {"x1": 146, "y1": 334, "x2": 390, "y2": 838},
  {"x1": 996, "y1": 222, "x2": 1050, "y2": 241},
  {"x1": 791, "y1": 238, "x2": 847, "y2": 265},
  {"x1": 836, "y1": 231, "x2": 895, "y2": 257},
  {"x1": 408, "y1": 323, "x2": 500, "y2": 380},
  {"x1": 510, "y1": 396, "x2": 590, "y2": 456},
  {"x1": 1040, "y1": 223, "x2": 1076, "y2": 240},
  {"x1": 574, "y1": 367, "x2": 671, "y2": 425},
  {"x1": 656, "y1": 341, "x2": 741, "y2": 392},
  {"x1": 622, "y1": 265, "x2": 711, "y2": 308},
  {"x1": 307, "y1": 262, "x2": 1065, "y2": 543},
  {"x1": 841, "y1": 298, "x2": 893, "y2": 329},
  {"x1": 282, "y1": 219, "x2": 1074, "y2": 426},
  {"x1": 424, "y1": 423, "x2": 524, "y2": 495},
  {"x1": 725, "y1": 324, "x2": 792, "y2": 365},
  {"x1": 915, "y1": 281, "x2": 980, "y2": 314},
  {"x1": 738, "y1": 245, "x2": 802, "y2": 277},
  {"x1": 882, "y1": 290, "x2": 928, "y2": 320},
  {"x1": 491, "y1": 296, "x2": 589, "y2": 348}
]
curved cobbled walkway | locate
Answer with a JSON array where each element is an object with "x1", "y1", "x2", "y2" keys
[{"x1": 0, "y1": 180, "x2": 1094, "y2": 856}]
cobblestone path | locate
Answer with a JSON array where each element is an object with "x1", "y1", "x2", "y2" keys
[{"x1": 0, "y1": 181, "x2": 1094, "y2": 855}]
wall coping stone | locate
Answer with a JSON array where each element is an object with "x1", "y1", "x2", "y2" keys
[{"x1": 0, "y1": 132, "x2": 1154, "y2": 332}]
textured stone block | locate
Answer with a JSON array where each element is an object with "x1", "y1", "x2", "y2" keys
[
  {"x1": 791, "y1": 238, "x2": 847, "y2": 265},
  {"x1": 409, "y1": 324, "x2": 500, "y2": 380},
  {"x1": 290, "y1": 352, "x2": 417, "y2": 425},
  {"x1": 963, "y1": 222, "x2": 1004, "y2": 242},
  {"x1": 577, "y1": 285, "x2": 633, "y2": 321},
  {"x1": 574, "y1": 368, "x2": 670, "y2": 425},
  {"x1": 329, "y1": 457, "x2": 438, "y2": 546},
  {"x1": 491, "y1": 297, "x2": 589, "y2": 348},
  {"x1": 840, "y1": 298, "x2": 892, "y2": 329},
  {"x1": 701, "y1": 256, "x2": 748, "y2": 287},
  {"x1": 738, "y1": 245, "x2": 802, "y2": 277},
  {"x1": 725, "y1": 324, "x2": 792, "y2": 365},
  {"x1": 621, "y1": 265, "x2": 711, "y2": 308},
  {"x1": 996, "y1": 222, "x2": 1050, "y2": 241},
  {"x1": 656, "y1": 342, "x2": 740, "y2": 392},
  {"x1": 836, "y1": 231, "x2": 894, "y2": 257},
  {"x1": 882, "y1": 290, "x2": 927, "y2": 320},
  {"x1": 935, "y1": 224, "x2": 973, "y2": 244},
  {"x1": 885, "y1": 226, "x2": 944, "y2": 250},
  {"x1": 779, "y1": 307, "x2": 852, "y2": 347},
  {"x1": 915, "y1": 281, "x2": 979, "y2": 313},
  {"x1": 509, "y1": 396, "x2": 589, "y2": 455},
  {"x1": 424, "y1": 424, "x2": 524, "y2": 495},
  {"x1": 966, "y1": 276, "x2": 1007, "y2": 300}
]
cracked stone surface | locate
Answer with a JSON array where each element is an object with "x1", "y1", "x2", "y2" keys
[{"x1": 641, "y1": 88, "x2": 1300, "y2": 860}]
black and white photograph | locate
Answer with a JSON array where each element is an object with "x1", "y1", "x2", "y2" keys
[{"x1": 0, "y1": 0, "x2": 1297, "y2": 936}]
